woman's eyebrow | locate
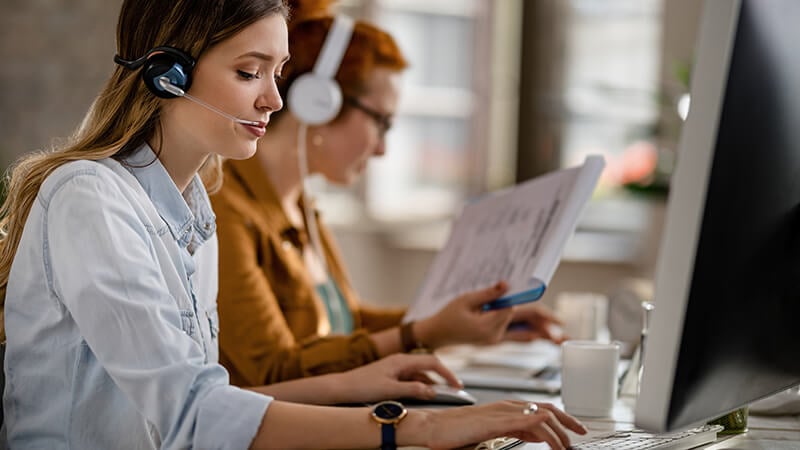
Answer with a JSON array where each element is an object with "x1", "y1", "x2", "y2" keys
[{"x1": 237, "y1": 51, "x2": 290, "y2": 63}]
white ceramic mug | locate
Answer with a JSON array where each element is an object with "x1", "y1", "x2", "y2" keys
[{"x1": 560, "y1": 340, "x2": 620, "y2": 417}]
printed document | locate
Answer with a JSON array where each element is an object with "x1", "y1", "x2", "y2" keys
[{"x1": 404, "y1": 155, "x2": 605, "y2": 322}]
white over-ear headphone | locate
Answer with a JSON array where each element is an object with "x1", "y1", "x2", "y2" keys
[
  {"x1": 287, "y1": 14, "x2": 355, "y2": 125},
  {"x1": 289, "y1": 15, "x2": 356, "y2": 333}
]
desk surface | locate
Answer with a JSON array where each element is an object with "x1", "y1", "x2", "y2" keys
[
  {"x1": 423, "y1": 343, "x2": 800, "y2": 449},
  {"x1": 405, "y1": 387, "x2": 800, "y2": 449}
]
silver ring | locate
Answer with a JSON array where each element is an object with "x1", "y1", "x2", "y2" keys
[{"x1": 523, "y1": 402, "x2": 539, "y2": 415}]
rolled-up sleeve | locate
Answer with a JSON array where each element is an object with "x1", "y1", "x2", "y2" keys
[
  {"x1": 44, "y1": 171, "x2": 271, "y2": 449},
  {"x1": 196, "y1": 385, "x2": 270, "y2": 450}
]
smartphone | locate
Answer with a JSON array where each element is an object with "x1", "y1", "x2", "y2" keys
[{"x1": 481, "y1": 280, "x2": 546, "y2": 311}]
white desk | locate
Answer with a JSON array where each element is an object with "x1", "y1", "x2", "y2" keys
[
  {"x1": 404, "y1": 387, "x2": 800, "y2": 449},
  {"x1": 465, "y1": 388, "x2": 800, "y2": 449},
  {"x1": 420, "y1": 343, "x2": 800, "y2": 449}
]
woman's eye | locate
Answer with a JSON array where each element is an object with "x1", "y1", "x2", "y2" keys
[
  {"x1": 273, "y1": 73, "x2": 284, "y2": 82},
  {"x1": 237, "y1": 70, "x2": 261, "y2": 80}
]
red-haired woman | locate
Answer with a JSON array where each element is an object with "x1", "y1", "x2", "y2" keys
[{"x1": 211, "y1": 5, "x2": 563, "y2": 388}]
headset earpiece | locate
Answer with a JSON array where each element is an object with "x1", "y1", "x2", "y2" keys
[
  {"x1": 288, "y1": 74, "x2": 342, "y2": 125},
  {"x1": 288, "y1": 15, "x2": 355, "y2": 125},
  {"x1": 115, "y1": 46, "x2": 196, "y2": 99}
]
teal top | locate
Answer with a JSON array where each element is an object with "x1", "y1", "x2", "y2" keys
[{"x1": 315, "y1": 277, "x2": 353, "y2": 334}]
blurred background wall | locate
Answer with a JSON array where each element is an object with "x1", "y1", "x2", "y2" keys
[{"x1": 0, "y1": 0, "x2": 122, "y2": 168}]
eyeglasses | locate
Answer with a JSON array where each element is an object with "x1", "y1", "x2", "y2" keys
[{"x1": 344, "y1": 96, "x2": 393, "y2": 138}]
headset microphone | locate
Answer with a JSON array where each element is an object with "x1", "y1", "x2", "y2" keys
[
  {"x1": 114, "y1": 46, "x2": 264, "y2": 127},
  {"x1": 156, "y1": 77, "x2": 264, "y2": 127}
]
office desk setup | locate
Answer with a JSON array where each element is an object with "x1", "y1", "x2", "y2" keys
[
  {"x1": 403, "y1": 344, "x2": 800, "y2": 450},
  {"x1": 488, "y1": 389, "x2": 800, "y2": 449},
  {"x1": 400, "y1": 384, "x2": 800, "y2": 450}
]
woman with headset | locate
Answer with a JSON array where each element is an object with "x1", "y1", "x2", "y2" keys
[
  {"x1": 0, "y1": 0, "x2": 585, "y2": 448},
  {"x1": 212, "y1": 0, "x2": 565, "y2": 388}
]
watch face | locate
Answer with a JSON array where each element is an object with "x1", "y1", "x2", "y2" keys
[{"x1": 373, "y1": 401, "x2": 407, "y2": 422}]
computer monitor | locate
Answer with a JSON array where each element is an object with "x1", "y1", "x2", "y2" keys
[{"x1": 635, "y1": 0, "x2": 800, "y2": 433}]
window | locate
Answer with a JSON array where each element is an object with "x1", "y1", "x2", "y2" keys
[
  {"x1": 323, "y1": 0, "x2": 667, "y2": 264},
  {"x1": 560, "y1": 0, "x2": 663, "y2": 179}
]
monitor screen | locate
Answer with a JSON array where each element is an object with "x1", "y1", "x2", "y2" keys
[{"x1": 635, "y1": 0, "x2": 800, "y2": 432}]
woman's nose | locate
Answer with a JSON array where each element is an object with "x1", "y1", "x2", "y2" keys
[{"x1": 257, "y1": 81, "x2": 283, "y2": 112}]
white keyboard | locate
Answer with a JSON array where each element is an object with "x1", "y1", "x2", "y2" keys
[
  {"x1": 483, "y1": 425, "x2": 723, "y2": 450},
  {"x1": 571, "y1": 425, "x2": 723, "y2": 450}
]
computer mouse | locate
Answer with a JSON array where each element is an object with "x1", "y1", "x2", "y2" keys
[{"x1": 429, "y1": 385, "x2": 478, "y2": 405}]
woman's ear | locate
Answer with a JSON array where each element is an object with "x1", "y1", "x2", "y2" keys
[{"x1": 311, "y1": 132, "x2": 324, "y2": 148}]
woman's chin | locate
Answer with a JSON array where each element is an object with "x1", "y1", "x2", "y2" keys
[
  {"x1": 323, "y1": 173, "x2": 357, "y2": 186},
  {"x1": 225, "y1": 145, "x2": 258, "y2": 161},
  {"x1": 345, "y1": 164, "x2": 369, "y2": 183},
  {"x1": 344, "y1": 171, "x2": 365, "y2": 185}
]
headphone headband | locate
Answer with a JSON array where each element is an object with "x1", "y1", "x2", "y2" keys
[
  {"x1": 113, "y1": 46, "x2": 195, "y2": 71},
  {"x1": 287, "y1": 14, "x2": 355, "y2": 125},
  {"x1": 313, "y1": 15, "x2": 355, "y2": 79},
  {"x1": 113, "y1": 53, "x2": 147, "y2": 70}
]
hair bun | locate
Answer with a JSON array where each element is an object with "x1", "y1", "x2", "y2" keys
[{"x1": 286, "y1": 0, "x2": 338, "y2": 24}]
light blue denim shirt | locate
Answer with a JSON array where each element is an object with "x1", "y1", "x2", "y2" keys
[{"x1": 2, "y1": 144, "x2": 272, "y2": 449}]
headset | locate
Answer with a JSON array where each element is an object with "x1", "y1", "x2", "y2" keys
[
  {"x1": 287, "y1": 14, "x2": 355, "y2": 125},
  {"x1": 114, "y1": 46, "x2": 196, "y2": 99},
  {"x1": 288, "y1": 14, "x2": 356, "y2": 333},
  {"x1": 113, "y1": 46, "x2": 263, "y2": 126}
]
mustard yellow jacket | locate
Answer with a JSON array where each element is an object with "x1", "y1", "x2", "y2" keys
[{"x1": 211, "y1": 157, "x2": 405, "y2": 387}]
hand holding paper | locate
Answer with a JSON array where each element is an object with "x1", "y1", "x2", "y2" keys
[
  {"x1": 405, "y1": 155, "x2": 605, "y2": 323},
  {"x1": 412, "y1": 281, "x2": 514, "y2": 349}
]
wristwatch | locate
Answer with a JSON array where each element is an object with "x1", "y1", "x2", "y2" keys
[{"x1": 370, "y1": 400, "x2": 408, "y2": 450}]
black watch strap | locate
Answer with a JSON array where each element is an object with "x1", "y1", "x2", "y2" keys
[{"x1": 381, "y1": 423, "x2": 397, "y2": 450}]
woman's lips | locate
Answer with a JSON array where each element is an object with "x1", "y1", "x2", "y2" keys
[{"x1": 242, "y1": 121, "x2": 267, "y2": 137}]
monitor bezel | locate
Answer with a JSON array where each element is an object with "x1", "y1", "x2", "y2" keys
[{"x1": 634, "y1": 0, "x2": 742, "y2": 433}]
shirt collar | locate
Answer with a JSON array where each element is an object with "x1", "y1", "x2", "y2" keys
[{"x1": 122, "y1": 143, "x2": 216, "y2": 248}]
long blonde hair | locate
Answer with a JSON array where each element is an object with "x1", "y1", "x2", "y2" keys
[{"x1": 0, "y1": 0, "x2": 289, "y2": 341}]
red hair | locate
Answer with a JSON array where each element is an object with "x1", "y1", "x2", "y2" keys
[
  {"x1": 285, "y1": 0, "x2": 336, "y2": 23},
  {"x1": 276, "y1": 16, "x2": 408, "y2": 121}
]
